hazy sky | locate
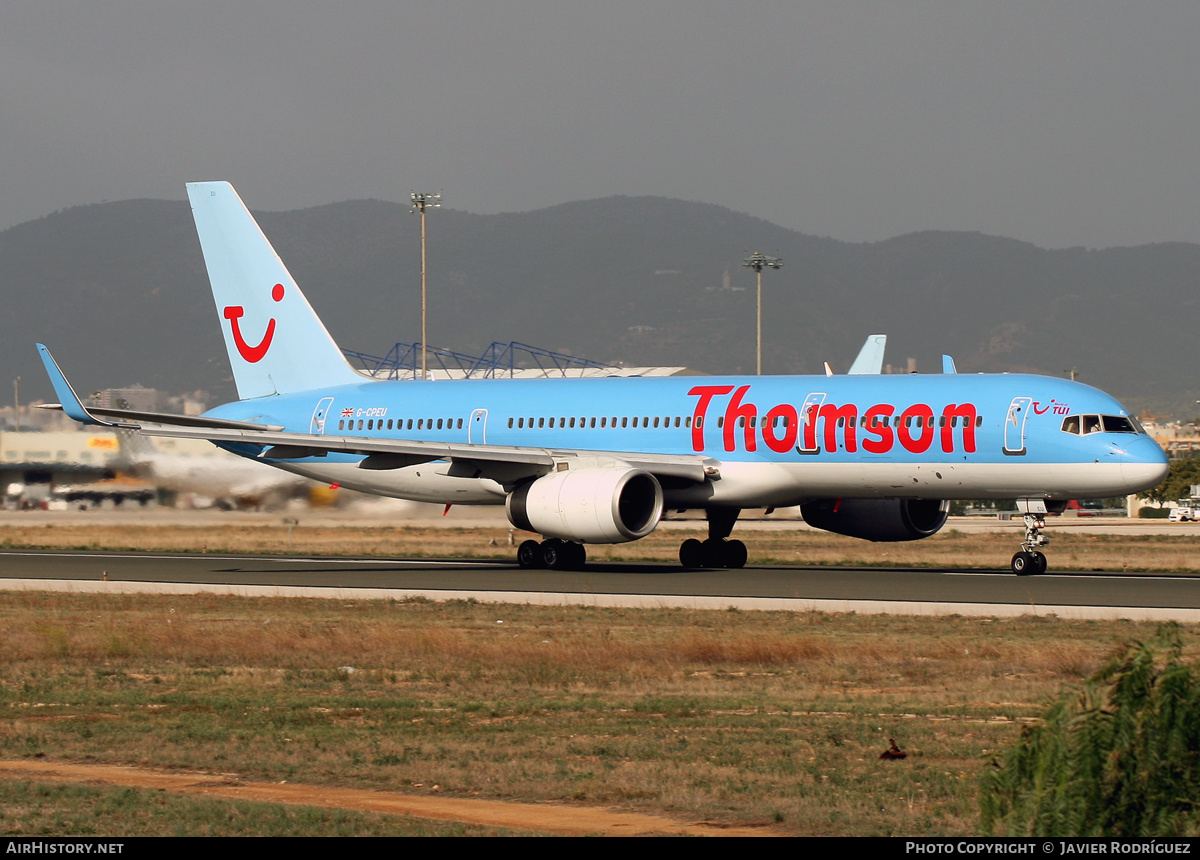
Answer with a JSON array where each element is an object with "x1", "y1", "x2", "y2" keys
[{"x1": 4, "y1": 1, "x2": 1200, "y2": 249}]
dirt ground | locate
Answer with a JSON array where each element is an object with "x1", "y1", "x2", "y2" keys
[{"x1": 0, "y1": 759, "x2": 778, "y2": 837}]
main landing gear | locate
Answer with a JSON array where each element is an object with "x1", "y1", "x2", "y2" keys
[
  {"x1": 1011, "y1": 512, "x2": 1049, "y2": 576},
  {"x1": 679, "y1": 508, "x2": 747, "y2": 569},
  {"x1": 517, "y1": 538, "x2": 586, "y2": 571}
]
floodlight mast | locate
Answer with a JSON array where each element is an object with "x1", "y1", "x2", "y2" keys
[
  {"x1": 410, "y1": 191, "x2": 442, "y2": 379},
  {"x1": 742, "y1": 252, "x2": 783, "y2": 375}
]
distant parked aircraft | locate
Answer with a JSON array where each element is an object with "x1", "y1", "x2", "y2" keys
[{"x1": 113, "y1": 430, "x2": 308, "y2": 509}]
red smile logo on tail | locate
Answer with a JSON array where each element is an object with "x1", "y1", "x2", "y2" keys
[{"x1": 224, "y1": 283, "x2": 284, "y2": 363}]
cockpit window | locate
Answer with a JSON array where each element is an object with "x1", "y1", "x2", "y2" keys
[
  {"x1": 1101, "y1": 415, "x2": 1137, "y2": 433},
  {"x1": 1061, "y1": 414, "x2": 1141, "y2": 435}
]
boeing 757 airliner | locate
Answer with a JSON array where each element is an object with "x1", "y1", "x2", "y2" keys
[{"x1": 38, "y1": 182, "x2": 1170, "y2": 575}]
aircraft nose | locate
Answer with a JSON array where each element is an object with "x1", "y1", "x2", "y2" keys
[{"x1": 1120, "y1": 436, "x2": 1170, "y2": 492}]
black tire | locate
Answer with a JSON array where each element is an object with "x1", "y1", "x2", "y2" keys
[
  {"x1": 517, "y1": 539, "x2": 541, "y2": 569},
  {"x1": 701, "y1": 538, "x2": 727, "y2": 568},
  {"x1": 724, "y1": 539, "x2": 748, "y2": 569},
  {"x1": 679, "y1": 538, "x2": 704, "y2": 568},
  {"x1": 540, "y1": 539, "x2": 566, "y2": 570},
  {"x1": 1030, "y1": 551, "x2": 1047, "y2": 575},
  {"x1": 562, "y1": 541, "x2": 587, "y2": 570},
  {"x1": 1012, "y1": 551, "x2": 1033, "y2": 576}
]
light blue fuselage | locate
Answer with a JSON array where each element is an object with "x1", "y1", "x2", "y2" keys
[{"x1": 206, "y1": 371, "x2": 1167, "y2": 507}]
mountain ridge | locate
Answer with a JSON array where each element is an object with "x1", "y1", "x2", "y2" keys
[{"x1": 3, "y1": 194, "x2": 1192, "y2": 418}]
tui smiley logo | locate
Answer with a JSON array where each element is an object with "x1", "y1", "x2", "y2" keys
[{"x1": 224, "y1": 283, "x2": 284, "y2": 363}]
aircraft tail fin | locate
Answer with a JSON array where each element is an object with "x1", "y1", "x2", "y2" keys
[{"x1": 186, "y1": 182, "x2": 363, "y2": 400}]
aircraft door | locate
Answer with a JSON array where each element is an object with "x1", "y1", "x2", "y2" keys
[
  {"x1": 1003, "y1": 397, "x2": 1032, "y2": 455},
  {"x1": 310, "y1": 397, "x2": 335, "y2": 435},
  {"x1": 796, "y1": 392, "x2": 826, "y2": 454},
  {"x1": 468, "y1": 409, "x2": 488, "y2": 444}
]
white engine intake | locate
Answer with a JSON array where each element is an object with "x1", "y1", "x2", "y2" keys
[{"x1": 506, "y1": 462, "x2": 664, "y2": 544}]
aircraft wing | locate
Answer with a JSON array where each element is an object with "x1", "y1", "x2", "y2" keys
[
  {"x1": 36, "y1": 403, "x2": 286, "y2": 433},
  {"x1": 136, "y1": 422, "x2": 716, "y2": 483},
  {"x1": 36, "y1": 344, "x2": 283, "y2": 432},
  {"x1": 37, "y1": 344, "x2": 716, "y2": 485}
]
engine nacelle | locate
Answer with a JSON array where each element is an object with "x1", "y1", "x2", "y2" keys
[
  {"x1": 800, "y1": 498, "x2": 949, "y2": 542},
  {"x1": 506, "y1": 463, "x2": 664, "y2": 544}
]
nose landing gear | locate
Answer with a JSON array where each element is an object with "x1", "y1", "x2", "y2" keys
[{"x1": 1011, "y1": 508, "x2": 1050, "y2": 576}]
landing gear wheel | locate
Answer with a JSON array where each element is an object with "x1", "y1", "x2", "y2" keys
[
  {"x1": 1011, "y1": 511, "x2": 1051, "y2": 576},
  {"x1": 1012, "y1": 551, "x2": 1035, "y2": 576},
  {"x1": 701, "y1": 538, "x2": 726, "y2": 568},
  {"x1": 539, "y1": 539, "x2": 564, "y2": 569},
  {"x1": 724, "y1": 539, "x2": 747, "y2": 569},
  {"x1": 517, "y1": 539, "x2": 541, "y2": 569},
  {"x1": 679, "y1": 538, "x2": 704, "y2": 568},
  {"x1": 561, "y1": 541, "x2": 587, "y2": 571}
]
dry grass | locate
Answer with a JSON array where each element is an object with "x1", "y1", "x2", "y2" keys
[
  {"x1": 0, "y1": 520, "x2": 1194, "y2": 833},
  {"x1": 0, "y1": 588, "x2": 1190, "y2": 835},
  {"x1": 0, "y1": 521, "x2": 1196, "y2": 571}
]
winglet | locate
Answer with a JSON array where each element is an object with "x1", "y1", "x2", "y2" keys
[
  {"x1": 36, "y1": 344, "x2": 128, "y2": 428},
  {"x1": 942, "y1": 354, "x2": 957, "y2": 374},
  {"x1": 847, "y1": 335, "x2": 887, "y2": 375}
]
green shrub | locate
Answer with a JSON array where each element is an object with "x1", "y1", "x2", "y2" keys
[
  {"x1": 1137, "y1": 506, "x2": 1171, "y2": 518},
  {"x1": 980, "y1": 626, "x2": 1200, "y2": 836}
]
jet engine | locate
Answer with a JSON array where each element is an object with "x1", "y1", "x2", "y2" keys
[
  {"x1": 506, "y1": 464, "x2": 664, "y2": 544},
  {"x1": 800, "y1": 498, "x2": 949, "y2": 542}
]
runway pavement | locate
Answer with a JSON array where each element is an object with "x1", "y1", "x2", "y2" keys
[
  {"x1": 0, "y1": 548, "x2": 1197, "y2": 622},
  {"x1": 3, "y1": 502, "x2": 1198, "y2": 535}
]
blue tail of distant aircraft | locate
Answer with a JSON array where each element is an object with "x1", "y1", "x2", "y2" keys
[{"x1": 186, "y1": 181, "x2": 362, "y2": 400}]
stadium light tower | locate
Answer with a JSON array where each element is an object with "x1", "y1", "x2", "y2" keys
[
  {"x1": 743, "y1": 252, "x2": 783, "y2": 375},
  {"x1": 410, "y1": 190, "x2": 442, "y2": 379}
]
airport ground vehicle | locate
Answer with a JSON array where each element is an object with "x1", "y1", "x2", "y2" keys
[{"x1": 1169, "y1": 501, "x2": 1200, "y2": 522}]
